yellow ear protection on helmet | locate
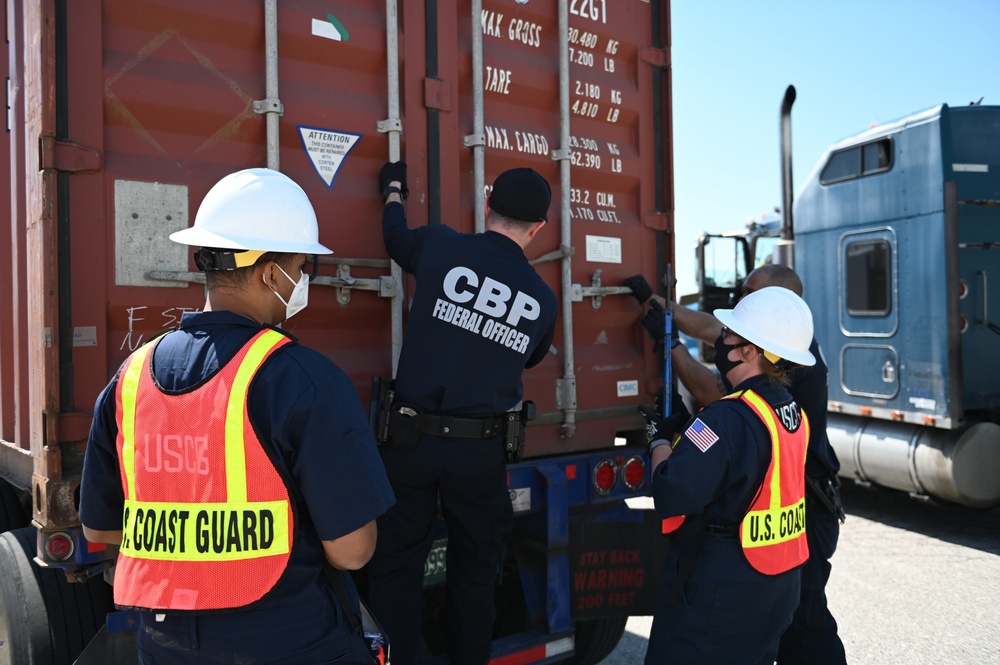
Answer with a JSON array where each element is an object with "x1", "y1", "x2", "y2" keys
[{"x1": 193, "y1": 248, "x2": 267, "y2": 271}]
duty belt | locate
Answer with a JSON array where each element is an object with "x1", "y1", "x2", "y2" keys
[
  {"x1": 704, "y1": 523, "x2": 738, "y2": 535},
  {"x1": 416, "y1": 412, "x2": 505, "y2": 439}
]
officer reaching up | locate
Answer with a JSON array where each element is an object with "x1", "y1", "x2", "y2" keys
[
  {"x1": 628, "y1": 265, "x2": 847, "y2": 664},
  {"x1": 640, "y1": 287, "x2": 816, "y2": 664},
  {"x1": 368, "y1": 162, "x2": 557, "y2": 665},
  {"x1": 79, "y1": 168, "x2": 395, "y2": 664}
]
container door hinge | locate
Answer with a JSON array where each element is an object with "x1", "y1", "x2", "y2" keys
[
  {"x1": 640, "y1": 47, "x2": 670, "y2": 69},
  {"x1": 643, "y1": 212, "x2": 671, "y2": 231},
  {"x1": 39, "y1": 136, "x2": 102, "y2": 173}
]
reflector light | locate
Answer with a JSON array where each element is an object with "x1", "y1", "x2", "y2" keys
[
  {"x1": 489, "y1": 636, "x2": 574, "y2": 665},
  {"x1": 960, "y1": 315, "x2": 968, "y2": 333},
  {"x1": 859, "y1": 406, "x2": 872, "y2": 416},
  {"x1": 922, "y1": 415, "x2": 936, "y2": 425},
  {"x1": 958, "y1": 279, "x2": 968, "y2": 299},
  {"x1": 891, "y1": 411, "x2": 904, "y2": 421},
  {"x1": 45, "y1": 532, "x2": 74, "y2": 561},
  {"x1": 622, "y1": 456, "x2": 645, "y2": 490},
  {"x1": 593, "y1": 460, "x2": 617, "y2": 495}
]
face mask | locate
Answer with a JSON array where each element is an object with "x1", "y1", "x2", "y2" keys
[
  {"x1": 713, "y1": 333, "x2": 750, "y2": 376},
  {"x1": 268, "y1": 264, "x2": 309, "y2": 320}
]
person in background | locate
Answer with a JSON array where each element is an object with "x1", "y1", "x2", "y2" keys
[
  {"x1": 79, "y1": 168, "x2": 395, "y2": 664},
  {"x1": 368, "y1": 162, "x2": 557, "y2": 665},
  {"x1": 639, "y1": 287, "x2": 817, "y2": 664},
  {"x1": 626, "y1": 264, "x2": 847, "y2": 664}
]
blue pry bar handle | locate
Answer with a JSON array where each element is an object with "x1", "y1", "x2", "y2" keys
[{"x1": 663, "y1": 306, "x2": 673, "y2": 418}]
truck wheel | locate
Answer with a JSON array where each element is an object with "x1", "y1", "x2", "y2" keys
[
  {"x1": 0, "y1": 527, "x2": 55, "y2": 665},
  {"x1": 0, "y1": 479, "x2": 30, "y2": 534},
  {"x1": 0, "y1": 527, "x2": 115, "y2": 665},
  {"x1": 562, "y1": 617, "x2": 628, "y2": 665}
]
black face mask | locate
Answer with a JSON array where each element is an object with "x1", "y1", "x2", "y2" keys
[{"x1": 714, "y1": 333, "x2": 750, "y2": 376}]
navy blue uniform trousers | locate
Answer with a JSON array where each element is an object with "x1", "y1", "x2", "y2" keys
[
  {"x1": 644, "y1": 530, "x2": 800, "y2": 665},
  {"x1": 136, "y1": 602, "x2": 374, "y2": 664},
  {"x1": 368, "y1": 434, "x2": 513, "y2": 665},
  {"x1": 776, "y1": 492, "x2": 847, "y2": 664}
]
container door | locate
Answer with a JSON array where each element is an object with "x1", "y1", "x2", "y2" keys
[
  {"x1": 62, "y1": 0, "x2": 409, "y2": 424},
  {"x1": 439, "y1": 1, "x2": 673, "y2": 454},
  {"x1": 52, "y1": 0, "x2": 672, "y2": 467}
]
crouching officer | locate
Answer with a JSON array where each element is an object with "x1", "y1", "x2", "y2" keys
[
  {"x1": 79, "y1": 168, "x2": 395, "y2": 664},
  {"x1": 368, "y1": 162, "x2": 557, "y2": 665},
  {"x1": 641, "y1": 287, "x2": 816, "y2": 665}
]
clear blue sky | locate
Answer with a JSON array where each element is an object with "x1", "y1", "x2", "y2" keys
[{"x1": 670, "y1": 0, "x2": 1000, "y2": 296}]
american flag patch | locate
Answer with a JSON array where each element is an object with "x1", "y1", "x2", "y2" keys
[{"x1": 685, "y1": 418, "x2": 719, "y2": 453}]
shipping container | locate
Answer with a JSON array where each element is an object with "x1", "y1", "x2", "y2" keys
[{"x1": 0, "y1": 1, "x2": 675, "y2": 662}]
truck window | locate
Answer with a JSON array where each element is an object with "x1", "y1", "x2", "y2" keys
[
  {"x1": 821, "y1": 138, "x2": 892, "y2": 184},
  {"x1": 821, "y1": 147, "x2": 861, "y2": 184},
  {"x1": 753, "y1": 235, "x2": 780, "y2": 268},
  {"x1": 701, "y1": 236, "x2": 746, "y2": 288},
  {"x1": 862, "y1": 139, "x2": 892, "y2": 174},
  {"x1": 845, "y1": 239, "x2": 891, "y2": 316}
]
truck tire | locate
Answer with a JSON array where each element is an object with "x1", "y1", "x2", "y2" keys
[
  {"x1": 0, "y1": 527, "x2": 55, "y2": 665},
  {"x1": 562, "y1": 617, "x2": 628, "y2": 665},
  {"x1": 0, "y1": 527, "x2": 115, "y2": 665},
  {"x1": 0, "y1": 479, "x2": 29, "y2": 534}
]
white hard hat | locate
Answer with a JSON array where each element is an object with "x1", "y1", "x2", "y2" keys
[
  {"x1": 170, "y1": 168, "x2": 333, "y2": 255},
  {"x1": 714, "y1": 286, "x2": 816, "y2": 367}
]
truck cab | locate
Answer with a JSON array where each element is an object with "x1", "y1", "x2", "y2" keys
[{"x1": 694, "y1": 103, "x2": 1000, "y2": 509}]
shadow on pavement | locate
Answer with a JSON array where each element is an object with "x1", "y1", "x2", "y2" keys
[{"x1": 839, "y1": 481, "x2": 1000, "y2": 555}]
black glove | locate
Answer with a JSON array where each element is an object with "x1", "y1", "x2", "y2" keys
[
  {"x1": 624, "y1": 274, "x2": 653, "y2": 305},
  {"x1": 640, "y1": 301, "x2": 679, "y2": 352},
  {"x1": 655, "y1": 386, "x2": 692, "y2": 423},
  {"x1": 640, "y1": 300, "x2": 666, "y2": 348},
  {"x1": 379, "y1": 161, "x2": 409, "y2": 201},
  {"x1": 638, "y1": 404, "x2": 690, "y2": 449}
]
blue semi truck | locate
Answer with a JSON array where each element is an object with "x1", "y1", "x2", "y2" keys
[{"x1": 696, "y1": 90, "x2": 1000, "y2": 509}]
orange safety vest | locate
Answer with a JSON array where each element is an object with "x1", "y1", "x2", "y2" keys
[
  {"x1": 113, "y1": 328, "x2": 295, "y2": 611},
  {"x1": 736, "y1": 389, "x2": 809, "y2": 575},
  {"x1": 660, "y1": 390, "x2": 810, "y2": 577}
]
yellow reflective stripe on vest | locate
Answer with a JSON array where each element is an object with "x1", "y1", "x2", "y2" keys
[
  {"x1": 225, "y1": 329, "x2": 286, "y2": 503},
  {"x1": 742, "y1": 391, "x2": 783, "y2": 511},
  {"x1": 120, "y1": 499, "x2": 289, "y2": 561},
  {"x1": 119, "y1": 329, "x2": 291, "y2": 561},
  {"x1": 120, "y1": 342, "x2": 155, "y2": 501}
]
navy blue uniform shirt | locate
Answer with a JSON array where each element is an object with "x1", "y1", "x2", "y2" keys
[
  {"x1": 791, "y1": 338, "x2": 840, "y2": 478},
  {"x1": 653, "y1": 374, "x2": 799, "y2": 526},
  {"x1": 383, "y1": 202, "x2": 557, "y2": 415},
  {"x1": 79, "y1": 311, "x2": 395, "y2": 642},
  {"x1": 721, "y1": 338, "x2": 839, "y2": 479}
]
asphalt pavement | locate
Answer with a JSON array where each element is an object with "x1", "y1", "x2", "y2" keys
[{"x1": 599, "y1": 482, "x2": 1000, "y2": 664}]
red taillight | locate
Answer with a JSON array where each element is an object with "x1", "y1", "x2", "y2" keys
[
  {"x1": 593, "y1": 460, "x2": 617, "y2": 495},
  {"x1": 45, "y1": 532, "x2": 74, "y2": 561},
  {"x1": 622, "y1": 456, "x2": 645, "y2": 490},
  {"x1": 958, "y1": 279, "x2": 968, "y2": 299},
  {"x1": 960, "y1": 315, "x2": 968, "y2": 333}
]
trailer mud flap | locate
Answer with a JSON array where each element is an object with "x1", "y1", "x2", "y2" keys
[{"x1": 569, "y1": 509, "x2": 668, "y2": 620}]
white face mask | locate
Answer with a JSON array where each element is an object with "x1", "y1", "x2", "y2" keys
[{"x1": 267, "y1": 264, "x2": 309, "y2": 320}]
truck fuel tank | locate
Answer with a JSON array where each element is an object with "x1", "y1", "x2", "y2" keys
[{"x1": 829, "y1": 413, "x2": 1000, "y2": 509}]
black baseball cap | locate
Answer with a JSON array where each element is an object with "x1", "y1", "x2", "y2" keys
[{"x1": 489, "y1": 168, "x2": 551, "y2": 223}]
